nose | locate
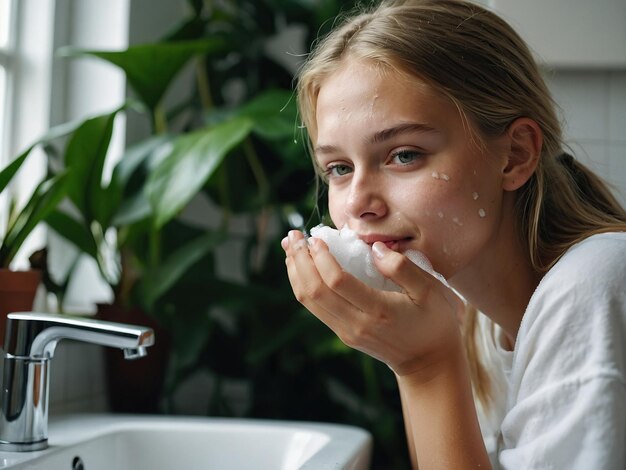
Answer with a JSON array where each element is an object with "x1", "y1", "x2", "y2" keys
[{"x1": 344, "y1": 172, "x2": 387, "y2": 220}]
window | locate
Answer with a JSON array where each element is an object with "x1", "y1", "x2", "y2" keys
[
  {"x1": 0, "y1": 0, "x2": 57, "y2": 270},
  {"x1": 0, "y1": 0, "x2": 14, "y2": 166},
  {"x1": 0, "y1": 0, "x2": 15, "y2": 242}
]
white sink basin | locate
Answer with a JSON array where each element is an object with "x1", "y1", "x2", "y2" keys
[{"x1": 0, "y1": 415, "x2": 372, "y2": 469}]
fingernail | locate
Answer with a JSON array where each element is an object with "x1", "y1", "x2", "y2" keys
[
  {"x1": 288, "y1": 230, "x2": 299, "y2": 243},
  {"x1": 281, "y1": 236, "x2": 289, "y2": 250},
  {"x1": 372, "y1": 241, "x2": 387, "y2": 258},
  {"x1": 294, "y1": 239, "x2": 308, "y2": 251},
  {"x1": 309, "y1": 237, "x2": 320, "y2": 252}
]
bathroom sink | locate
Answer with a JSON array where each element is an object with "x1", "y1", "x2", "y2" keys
[{"x1": 0, "y1": 415, "x2": 372, "y2": 469}]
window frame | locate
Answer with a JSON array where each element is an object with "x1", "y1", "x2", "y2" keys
[{"x1": 0, "y1": 0, "x2": 16, "y2": 168}]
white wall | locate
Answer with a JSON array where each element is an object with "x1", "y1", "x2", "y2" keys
[{"x1": 546, "y1": 71, "x2": 626, "y2": 206}]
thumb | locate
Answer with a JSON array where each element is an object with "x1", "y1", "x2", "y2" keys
[
  {"x1": 372, "y1": 242, "x2": 464, "y2": 313},
  {"x1": 371, "y1": 242, "x2": 435, "y2": 298}
]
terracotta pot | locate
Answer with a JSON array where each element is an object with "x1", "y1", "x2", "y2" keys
[
  {"x1": 0, "y1": 269, "x2": 41, "y2": 347},
  {"x1": 96, "y1": 304, "x2": 171, "y2": 413}
]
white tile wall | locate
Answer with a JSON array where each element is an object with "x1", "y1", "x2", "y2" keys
[
  {"x1": 47, "y1": 70, "x2": 626, "y2": 416},
  {"x1": 49, "y1": 342, "x2": 108, "y2": 416},
  {"x1": 545, "y1": 70, "x2": 626, "y2": 206}
]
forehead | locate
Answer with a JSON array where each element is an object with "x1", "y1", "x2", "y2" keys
[
  {"x1": 317, "y1": 59, "x2": 432, "y2": 104},
  {"x1": 315, "y1": 59, "x2": 456, "y2": 138}
]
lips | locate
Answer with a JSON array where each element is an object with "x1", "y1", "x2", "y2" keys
[{"x1": 359, "y1": 234, "x2": 412, "y2": 250}]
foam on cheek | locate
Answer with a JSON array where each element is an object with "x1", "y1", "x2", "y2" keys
[{"x1": 309, "y1": 224, "x2": 449, "y2": 291}]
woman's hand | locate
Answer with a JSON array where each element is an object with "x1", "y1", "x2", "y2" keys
[{"x1": 282, "y1": 230, "x2": 465, "y2": 379}]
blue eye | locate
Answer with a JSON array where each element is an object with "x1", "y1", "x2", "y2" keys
[
  {"x1": 391, "y1": 150, "x2": 422, "y2": 165},
  {"x1": 326, "y1": 164, "x2": 352, "y2": 177}
]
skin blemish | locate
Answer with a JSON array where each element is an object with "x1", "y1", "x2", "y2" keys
[
  {"x1": 369, "y1": 94, "x2": 379, "y2": 115},
  {"x1": 437, "y1": 211, "x2": 444, "y2": 219},
  {"x1": 478, "y1": 208, "x2": 486, "y2": 218},
  {"x1": 431, "y1": 171, "x2": 451, "y2": 182},
  {"x1": 472, "y1": 192, "x2": 479, "y2": 200},
  {"x1": 452, "y1": 217, "x2": 463, "y2": 226}
]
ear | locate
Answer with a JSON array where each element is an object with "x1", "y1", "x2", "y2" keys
[{"x1": 502, "y1": 118, "x2": 542, "y2": 191}]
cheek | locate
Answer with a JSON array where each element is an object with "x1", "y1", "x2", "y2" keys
[
  {"x1": 327, "y1": 187, "x2": 347, "y2": 228},
  {"x1": 416, "y1": 183, "x2": 487, "y2": 264}
]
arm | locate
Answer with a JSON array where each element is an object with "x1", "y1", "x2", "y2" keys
[
  {"x1": 283, "y1": 231, "x2": 490, "y2": 469},
  {"x1": 395, "y1": 346, "x2": 489, "y2": 469},
  {"x1": 398, "y1": 379, "x2": 418, "y2": 469}
]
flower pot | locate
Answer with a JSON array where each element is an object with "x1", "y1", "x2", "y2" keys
[
  {"x1": 0, "y1": 269, "x2": 41, "y2": 348},
  {"x1": 96, "y1": 304, "x2": 171, "y2": 413}
]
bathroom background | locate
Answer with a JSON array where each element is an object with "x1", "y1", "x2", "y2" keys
[{"x1": 0, "y1": 0, "x2": 624, "y2": 467}]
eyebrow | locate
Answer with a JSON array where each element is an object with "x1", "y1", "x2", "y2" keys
[
  {"x1": 314, "y1": 122, "x2": 440, "y2": 156},
  {"x1": 371, "y1": 122, "x2": 440, "y2": 143}
]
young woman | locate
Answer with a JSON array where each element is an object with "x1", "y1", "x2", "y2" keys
[{"x1": 281, "y1": 0, "x2": 626, "y2": 468}]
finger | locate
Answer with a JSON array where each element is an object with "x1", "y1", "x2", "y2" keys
[
  {"x1": 371, "y1": 242, "x2": 437, "y2": 306},
  {"x1": 308, "y1": 237, "x2": 392, "y2": 313},
  {"x1": 282, "y1": 230, "x2": 308, "y2": 257},
  {"x1": 372, "y1": 242, "x2": 464, "y2": 315},
  {"x1": 283, "y1": 231, "x2": 359, "y2": 329}
]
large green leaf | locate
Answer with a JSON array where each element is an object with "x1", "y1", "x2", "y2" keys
[
  {"x1": 64, "y1": 112, "x2": 117, "y2": 225},
  {"x1": 60, "y1": 39, "x2": 226, "y2": 111},
  {"x1": 236, "y1": 89, "x2": 298, "y2": 139},
  {"x1": 140, "y1": 229, "x2": 226, "y2": 308},
  {"x1": 0, "y1": 151, "x2": 30, "y2": 194},
  {"x1": 0, "y1": 173, "x2": 70, "y2": 266},
  {"x1": 111, "y1": 191, "x2": 152, "y2": 227},
  {"x1": 1, "y1": 116, "x2": 100, "y2": 194},
  {"x1": 147, "y1": 116, "x2": 254, "y2": 229},
  {"x1": 45, "y1": 209, "x2": 98, "y2": 259},
  {"x1": 106, "y1": 134, "x2": 174, "y2": 228},
  {"x1": 111, "y1": 134, "x2": 173, "y2": 189}
]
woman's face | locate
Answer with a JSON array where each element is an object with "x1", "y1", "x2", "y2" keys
[{"x1": 314, "y1": 60, "x2": 510, "y2": 280}]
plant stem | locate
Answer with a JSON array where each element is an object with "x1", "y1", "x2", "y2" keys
[
  {"x1": 196, "y1": 56, "x2": 213, "y2": 111},
  {"x1": 149, "y1": 227, "x2": 161, "y2": 269},
  {"x1": 153, "y1": 104, "x2": 168, "y2": 135},
  {"x1": 92, "y1": 222, "x2": 117, "y2": 287},
  {"x1": 242, "y1": 138, "x2": 269, "y2": 204},
  {"x1": 217, "y1": 168, "x2": 231, "y2": 232}
]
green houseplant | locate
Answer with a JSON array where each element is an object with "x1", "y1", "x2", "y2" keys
[
  {"x1": 0, "y1": 122, "x2": 83, "y2": 344},
  {"x1": 44, "y1": 0, "x2": 409, "y2": 467}
]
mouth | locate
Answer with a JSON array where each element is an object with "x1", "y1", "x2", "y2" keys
[{"x1": 359, "y1": 234, "x2": 413, "y2": 251}]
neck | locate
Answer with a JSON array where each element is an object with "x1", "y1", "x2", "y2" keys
[{"x1": 450, "y1": 213, "x2": 541, "y2": 348}]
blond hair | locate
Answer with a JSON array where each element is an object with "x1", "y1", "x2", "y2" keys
[{"x1": 296, "y1": 0, "x2": 626, "y2": 405}]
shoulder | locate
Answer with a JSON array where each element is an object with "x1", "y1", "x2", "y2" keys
[
  {"x1": 500, "y1": 233, "x2": 626, "y2": 468},
  {"x1": 512, "y1": 232, "x2": 626, "y2": 389},
  {"x1": 552, "y1": 231, "x2": 626, "y2": 280},
  {"x1": 528, "y1": 232, "x2": 626, "y2": 317},
  {"x1": 500, "y1": 232, "x2": 626, "y2": 468}
]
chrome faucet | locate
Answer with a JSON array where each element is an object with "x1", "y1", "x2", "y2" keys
[{"x1": 0, "y1": 312, "x2": 155, "y2": 452}]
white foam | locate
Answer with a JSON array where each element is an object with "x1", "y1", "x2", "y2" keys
[{"x1": 308, "y1": 225, "x2": 449, "y2": 291}]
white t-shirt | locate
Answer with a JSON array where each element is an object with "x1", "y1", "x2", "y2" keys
[{"x1": 478, "y1": 232, "x2": 626, "y2": 469}]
